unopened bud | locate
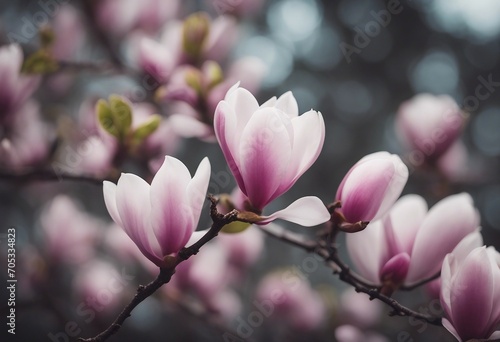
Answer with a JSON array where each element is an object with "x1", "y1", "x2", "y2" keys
[{"x1": 182, "y1": 12, "x2": 210, "y2": 60}]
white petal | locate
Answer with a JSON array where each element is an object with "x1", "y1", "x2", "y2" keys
[
  {"x1": 103, "y1": 181, "x2": 122, "y2": 227},
  {"x1": 257, "y1": 196, "x2": 330, "y2": 226},
  {"x1": 346, "y1": 220, "x2": 385, "y2": 285}
]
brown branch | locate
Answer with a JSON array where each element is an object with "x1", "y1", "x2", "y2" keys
[
  {"x1": 0, "y1": 168, "x2": 106, "y2": 185},
  {"x1": 79, "y1": 195, "x2": 239, "y2": 342},
  {"x1": 56, "y1": 60, "x2": 137, "y2": 75},
  {"x1": 258, "y1": 223, "x2": 442, "y2": 327}
]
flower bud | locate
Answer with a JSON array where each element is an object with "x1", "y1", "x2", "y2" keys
[
  {"x1": 335, "y1": 152, "x2": 408, "y2": 225},
  {"x1": 182, "y1": 12, "x2": 210, "y2": 60}
]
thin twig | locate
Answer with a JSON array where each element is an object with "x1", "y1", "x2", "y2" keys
[
  {"x1": 258, "y1": 223, "x2": 442, "y2": 327},
  {"x1": 0, "y1": 169, "x2": 106, "y2": 185}
]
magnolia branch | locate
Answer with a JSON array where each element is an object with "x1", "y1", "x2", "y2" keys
[
  {"x1": 79, "y1": 195, "x2": 238, "y2": 342},
  {"x1": 258, "y1": 223, "x2": 443, "y2": 327},
  {"x1": 0, "y1": 169, "x2": 106, "y2": 185}
]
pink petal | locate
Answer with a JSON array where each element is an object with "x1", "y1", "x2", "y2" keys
[
  {"x1": 489, "y1": 331, "x2": 500, "y2": 340},
  {"x1": 183, "y1": 157, "x2": 211, "y2": 243},
  {"x1": 204, "y1": 15, "x2": 237, "y2": 61},
  {"x1": 273, "y1": 110, "x2": 325, "y2": 197},
  {"x1": 385, "y1": 195, "x2": 428, "y2": 255},
  {"x1": 238, "y1": 108, "x2": 293, "y2": 209},
  {"x1": 257, "y1": 196, "x2": 330, "y2": 226},
  {"x1": 450, "y1": 247, "x2": 494, "y2": 340},
  {"x1": 396, "y1": 94, "x2": 464, "y2": 159},
  {"x1": 224, "y1": 86, "x2": 260, "y2": 148},
  {"x1": 138, "y1": 37, "x2": 173, "y2": 83},
  {"x1": 442, "y1": 318, "x2": 462, "y2": 342},
  {"x1": 340, "y1": 159, "x2": 397, "y2": 223},
  {"x1": 379, "y1": 252, "x2": 410, "y2": 287},
  {"x1": 185, "y1": 229, "x2": 209, "y2": 247},
  {"x1": 169, "y1": 114, "x2": 213, "y2": 139},
  {"x1": 260, "y1": 96, "x2": 277, "y2": 108},
  {"x1": 275, "y1": 91, "x2": 299, "y2": 118},
  {"x1": 451, "y1": 230, "x2": 483, "y2": 262},
  {"x1": 486, "y1": 247, "x2": 500, "y2": 327},
  {"x1": 406, "y1": 193, "x2": 479, "y2": 284},
  {"x1": 115, "y1": 173, "x2": 161, "y2": 264},
  {"x1": 440, "y1": 254, "x2": 454, "y2": 319},
  {"x1": 103, "y1": 181, "x2": 123, "y2": 227},
  {"x1": 213, "y1": 101, "x2": 245, "y2": 191},
  {"x1": 150, "y1": 156, "x2": 193, "y2": 256},
  {"x1": 346, "y1": 220, "x2": 386, "y2": 285}
]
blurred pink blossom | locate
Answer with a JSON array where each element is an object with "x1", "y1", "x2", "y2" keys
[
  {"x1": 339, "y1": 289, "x2": 383, "y2": 328},
  {"x1": 0, "y1": 101, "x2": 51, "y2": 168},
  {"x1": 0, "y1": 44, "x2": 40, "y2": 123},
  {"x1": 255, "y1": 271, "x2": 325, "y2": 331},
  {"x1": 95, "y1": 0, "x2": 179, "y2": 36},
  {"x1": 166, "y1": 240, "x2": 241, "y2": 320},
  {"x1": 73, "y1": 260, "x2": 133, "y2": 314},
  {"x1": 40, "y1": 195, "x2": 102, "y2": 265},
  {"x1": 396, "y1": 94, "x2": 465, "y2": 162},
  {"x1": 51, "y1": 4, "x2": 85, "y2": 61},
  {"x1": 335, "y1": 325, "x2": 389, "y2": 342},
  {"x1": 218, "y1": 226, "x2": 264, "y2": 269}
]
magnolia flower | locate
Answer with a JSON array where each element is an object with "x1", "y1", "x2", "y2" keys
[
  {"x1": 396, "y1": 94, "x2": 466, "y2": 161},
  {"x1": 214, "y1": 85, "x2": 329, "y2": 226},
  {"x1": 73, "y1": 260, "x2": 131, "y2": 313},
  {"x1": 255, "y1": 271, "x2": 325, "y2": 331},
  {"x1": 441, "y1": 246, "x2": 500, "y2": 341},
  {"x1": 40, "y1": 195, "x2": 102, "y2": 264},
  {"x1": 135, "y1": 13, "x2": 236, "y2": 80},
  {"x1": 96, "y1": 0, "x2": 179, "y2": 36},
  {"x1": 0, "y1": 101, "x2": 51, "y2": 168},
  {"x1": 335, "y1": 152, "x2": 408, "y2": 226},
  {"x1": 164, "y1": 57, "x2": 266, "y2": 141},
  {"x1": 426, "y1": 231, "x2": 483, "y2": 300},
  {"x1": 335, "y1": 325, "x2": 389, "y2": 342},
  {"x1": 346, "y1": 193, "x2": 479, "y2": 291},
  {"x1": 166, "y1": 240, "x2": 241, "y2": 320},
  {"x1": 339, "y1": 289, "x2": 383, "y2": 328},
  {"x1": 51, "y1": 5, "x2": 85, "y2": 61},
  {"x1": 103, "y1": 156, "x2": 210, "y2": 266},
  {"x1": 0, "y1": 44, "x2": 40, "y2": 123},
  {"x1": 218, "y1": 226, "x2": 264, "y2": 269}
]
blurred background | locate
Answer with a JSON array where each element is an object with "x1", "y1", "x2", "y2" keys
[{"x1": 0, "y1": 0, "x2": 499, "y2": 341}]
